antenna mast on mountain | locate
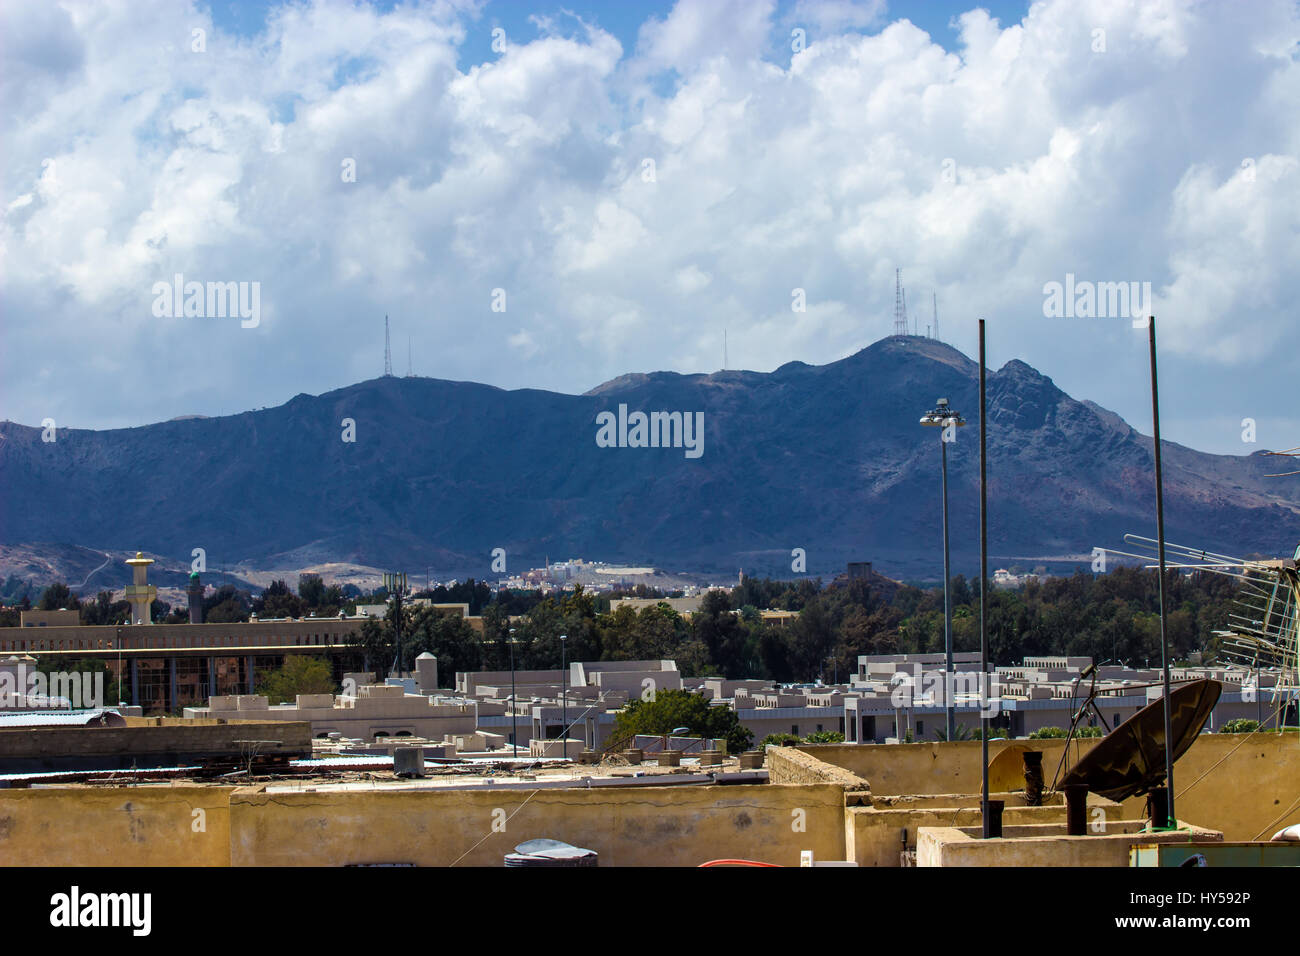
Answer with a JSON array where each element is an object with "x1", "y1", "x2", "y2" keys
[
  {"x1": 933, "y1": 291, "x2": 939, "y2": 342},
  {"x1": 724, "y1": 329, "x2": 728, "y2": 370},
  {"x1": 893, "y1": 269, "x2": 908, "y2": 336},
  {"x1": 407, "y1": 334, "x2": 413, "y2": 378},
  {"x1": 384, "y1": 315, "x2": 393, "y2": 377}
]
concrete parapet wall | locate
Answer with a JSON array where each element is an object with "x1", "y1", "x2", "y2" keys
[
  {"x1": 801, "y1": 733, "x2": 1300, "y2": 843},
  {"x1": 228, "y1": 782, "x2": 845, "y2": 867},
  {"x1": 0, "y1": 786, "x2": 234, "y2": 866},
  {"x1": 917, "y1": 821, "x2": 1223, "y2": 867},
  {"x1": 765, "y1": 746, "x2": 871, "y2": 801},
  {"x1": 846, "y1": 792, "x2": 1134, "y2": 867},
  {"x1": 0, "y1": 720, "x2": 312, "y2": 770},
  {"x1": 0, "y1": 781, "x2": 844, "y2": 867}
]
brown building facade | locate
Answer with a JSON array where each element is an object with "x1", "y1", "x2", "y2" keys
[{"x1": 0, "y1": 618, "x2": 365, "y2": 715}]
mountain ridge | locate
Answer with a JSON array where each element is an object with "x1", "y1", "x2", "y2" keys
[{"x1": 2, "y1": 336, "x2": 1296, "y2": 580}]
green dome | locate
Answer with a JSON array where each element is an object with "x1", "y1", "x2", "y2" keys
[{"x1": 189, "y1": 571, "x2": 200, "y2": 581}]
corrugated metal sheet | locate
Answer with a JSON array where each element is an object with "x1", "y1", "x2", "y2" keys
[
  {"x1": 0, "y1": 709, "x2": 125, "y2": 728},
  {"x1": 290, "y1": 756, "x2": 395, "y2": 769},
  {"x1": 0, "y1": 766, "x2": 201, "y2": 784}
]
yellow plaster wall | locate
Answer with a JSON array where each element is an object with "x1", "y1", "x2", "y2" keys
[
  {"x1": 802, "y1": 733, "x2": 1300, "y2": 844},
  {"x1": 917, "y1": 823, "x2": 1223, "y2": 867},
  {"x1": 0, "y1": 786, "x2": 233, "y2": 866},
  {"x1": 228, "y1": 782, "x2": 846, "y2": 867}
]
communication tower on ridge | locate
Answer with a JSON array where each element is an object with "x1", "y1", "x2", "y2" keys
[
  {"x1": 893, "y1": 269, "x2": 908, "y2": 336},
  {"x1": 384, "y1": 315, "x2": 393, "y2": 377}
]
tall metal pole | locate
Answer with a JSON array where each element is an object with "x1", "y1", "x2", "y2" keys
[
  {"x1": 1256, "y1": 658, "x2": 1262, "y2": 727},
  {"x1": 1148, "y1": 316, "x2": 1176, "y2": 827},
  {"x1": 560, "y1": 634, "x2": 567, "y2": 756},
  {"x1": 509, "y1": 631, "x2": 518, "y2": 757},
  {"x1": 389, "y1": 574, "x2": 403, "y2": 678},
  {"x1": 942, "y1": 434, "x2": 955, "y2": 741},
  {"x1": 979, "y1": 319, "x2": 991, "y2": 836}
]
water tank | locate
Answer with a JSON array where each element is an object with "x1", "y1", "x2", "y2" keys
[{"x1": 504, "y1": 839, "x2": 598, "y2": 867}]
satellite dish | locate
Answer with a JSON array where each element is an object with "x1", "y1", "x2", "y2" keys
[{"x1": 1057, "y1": 678, "x2": 1221, "y2": 802}]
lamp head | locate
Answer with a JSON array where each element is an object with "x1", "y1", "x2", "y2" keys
[{"x1": 920, "y1": 397, "x2": 967, "y2": 427}]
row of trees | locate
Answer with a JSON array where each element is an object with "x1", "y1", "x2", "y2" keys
[
  {"x1": 343, "y1": 565, "x2": 1241, "y2": 687},
  {"x1": 8, "y1": 566, "x2": 1243, "y2": 686}
]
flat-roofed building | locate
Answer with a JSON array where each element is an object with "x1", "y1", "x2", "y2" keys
[
  {"x1": 18, "y1": 609, "x2": 80, "y2": 628},
  {"x1": 185, "y1": 684, "x2": 482, "y2": 742},
  {"x1": 0, "y1": 617, "x2": 367, "y2": 715}
]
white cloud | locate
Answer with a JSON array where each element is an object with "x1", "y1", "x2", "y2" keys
[
  {"x1": 0, "y1": 0, "x2": 1297, "y2": 457},
  {"x1": 673, "y1": 264, "x2": 712, "y2": 294},
  {"x1": 507, "y1": 327, "x2": 540, "y2": 358}
]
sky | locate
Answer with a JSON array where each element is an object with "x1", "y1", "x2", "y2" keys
[{"x1": 2, "y1": 0, "x2": 1298, "y2": 455}]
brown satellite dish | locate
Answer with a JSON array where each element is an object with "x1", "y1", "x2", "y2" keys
[{"x1": 1057, "y1": 678, "x2": 1221, "y2": 802}]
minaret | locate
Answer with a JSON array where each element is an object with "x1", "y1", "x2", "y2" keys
[{"x1": 124, "y1": 552, "x2": 157, "y2": 625}]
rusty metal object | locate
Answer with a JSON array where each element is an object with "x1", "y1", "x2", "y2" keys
[{"x1": 1023, "y1": 750, "x2": 1044, "y2": 806}]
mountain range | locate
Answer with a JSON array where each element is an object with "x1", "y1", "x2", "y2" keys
[{"x1": 2, "y1": 335, "x2": 1297, "y2": 584}]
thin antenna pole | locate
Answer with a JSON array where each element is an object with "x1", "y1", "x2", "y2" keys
[
  {"x1": 384, "y1": 315, "x2": 393, "y2": 377},
  {"x1": 407, "y1": 334, "x2": 412, "y2": 377},
  {"x1": 941, "y1": 433, "x2": 954, "y2": 741},
  {"x1": 1148, "y1": 315, "x2": 1176, "y2": 828},
  {"x1": 979, "y1": 318, "x2": 990, "y2": 836},
  {"x1": 724, "y1": 329, "x2": 727, "y2": 370},
  {"x1": 894, "y1": 269, "x2": 907, "y2": 336}
]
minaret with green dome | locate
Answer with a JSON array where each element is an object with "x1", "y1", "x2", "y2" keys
[{"x1": 187, "y1": 571, "x2": 204, "y2": 624}]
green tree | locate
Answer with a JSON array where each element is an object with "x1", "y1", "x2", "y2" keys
[
  {"x1": 614, "y1": 689, "x2": 753, "y2": 755},
  {"x1": 205, "y1": 585, "x2": 252, "y2": 623},
  {"x1": 31, "y1": 656, "x2": 126, "y2": 706},
  {"x1": 37, "y1": 582, "x2": 79, "y2": 611},
  {"x1": 1221, "y1": 718, "x2": 1260, "y2": 734},
  {"x1": 254, "y1": 579, "x2": 302, "y2": 619},
  {"x1": 802, "y1": 731, "x2": 844, "y2": 743},
  {"x1": 255, "y1": 656, "x2": 335, "y2": 705},
  {"x1": 404, "y1": 607, "x2": 481, "y2": 677},
  {"x1": 1029, "y1": 726, "x2": 1068, "y2": 739},
  {"x1": 298, "y1": 574, "x2": 326, "y2": 608},
  {"x1": 349, "y1": 617, "x2": 394, "y2": 676},
  {"x1": 693, "y1": 590, "x2": 749, "y2": 677},
  {"x1": 932, "y1": 724, "x2": 980, "y2": 741},
  {"x1": 80, "y1": 591, "x2": 130, "y2": 626}
]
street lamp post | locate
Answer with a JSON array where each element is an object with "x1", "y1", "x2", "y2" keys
[
  {"x1": 508, "y1": 627, "x2": 518, "y2": 757},
  {"x1": 920, "y1": 397, "x2": 966, "y2": 741},
  {"x1": 384, "y1": 572, "x2": 407, "y2": 679},
  {"x1": 560, "y1": 634, "x2": 568, "y2": 758}
]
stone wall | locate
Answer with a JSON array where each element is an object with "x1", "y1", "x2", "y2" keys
[{"x1": 765, "y1": 746, "x2": 871, "y2": 804}]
